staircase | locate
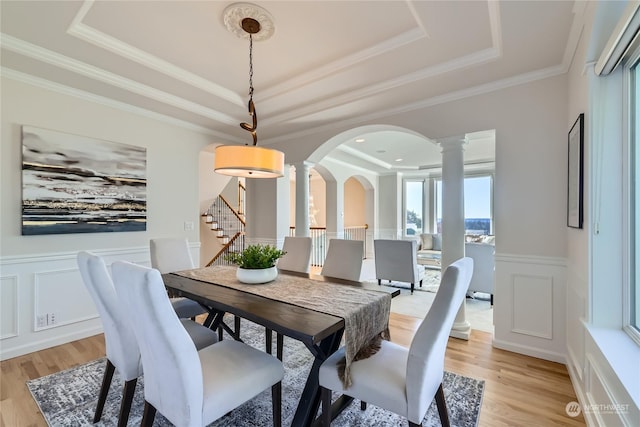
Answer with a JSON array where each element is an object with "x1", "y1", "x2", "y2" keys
[{"x1": 203, "y1": 193, "x2": 245, "y2": 267}]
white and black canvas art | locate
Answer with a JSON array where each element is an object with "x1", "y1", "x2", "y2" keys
[{"x1": 21, "y1": 126, "x2": 147, "y2": 235}]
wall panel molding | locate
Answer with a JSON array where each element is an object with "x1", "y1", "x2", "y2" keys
[
  {"x1": 0, "y1": 244, "x2": 201, "y2": 360},
  {"x1": 510, "y1": 273, "x2": 554, "y2": 339},
  {"x1": 493, "y1": 254, "x2": 567, "y2": 363},
  {"x1": 0, "y1": 275, "x2": 19, "y2": 339}
]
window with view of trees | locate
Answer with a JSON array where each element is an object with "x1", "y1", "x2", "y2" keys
[
  {"x1": 435, "y1": 175, "x2": 493, "y2": 234},
  {"x1": 404, "y1": 180, "x2": 424, "y2": 235}
]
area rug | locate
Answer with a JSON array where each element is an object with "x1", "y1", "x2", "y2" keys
[
  {"x1": 27, "y1": 321, "x2": 484, "y2": 427},
  {"x1": 366, "y1": 269, "x2": 442, "y2": 293}
]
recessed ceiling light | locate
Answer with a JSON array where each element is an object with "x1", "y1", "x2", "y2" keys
[
  {"x1": 355, "y1": 138, "x2": 365, "y2": 143},
  {"x1": 376, "y1": 150, "x2": 386, "y2": 153},
  {"x1": 395, "y1": 158, "x2": 403, "y2": 162}
]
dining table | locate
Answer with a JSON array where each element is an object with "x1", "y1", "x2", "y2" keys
[{"x1": 162, "y1": 266, "x2": 399, "y2": 427}]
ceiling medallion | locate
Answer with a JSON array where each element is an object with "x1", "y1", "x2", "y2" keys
[{"x1": 223, "y1": 3, "x2": 275, "y2": 41}]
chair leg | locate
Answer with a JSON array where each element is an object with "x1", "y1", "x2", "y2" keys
[
  {"x1": 435, "y1": 383, "x2": 450, "y2": 427},
  {"x1": 378, "y1": 279, "x2": 381, "y2": 286},
  {"x1": 360, "y1": 401, "x2": 367, "y2": 410},
  {"x1": 271, "y1": 381, "x2": 282, "y2": 427},
  {"x1": 94, "y1": 359, "x2": 115, "y2": 422},
  {"x1": 141, "y1": 401, "x2": 157, "y2": 427},
  {"x1": 411, "y1": 283, "x2": 414, "y2": 294},
  {"x1": 276, "y1": 332, "x2": 284, "y2": 361},
  {"x1": 321, "y1": 386, "x2": 332, "y2": 426},
  {"x1": 234, "y1": 315, "x2": 241, "y2": 337},
  {"x1": 419, "y1": 279, "x2": 423, "y2": 287},
  {"x1": 490, "y1": 293, "x2": 494, "y2": 306},
  {"x1": 117, "y1": 378, "x2": 137, "y2": 427},
  {"x1": 266, "y1": 328, "x2": 273, "y2": 354}
]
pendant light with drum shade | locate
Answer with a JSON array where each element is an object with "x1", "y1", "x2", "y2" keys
[{"x1": 214, "y1": 3, "x2": 284, "y2": 178}]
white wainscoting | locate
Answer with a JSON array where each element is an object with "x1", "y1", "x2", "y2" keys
[
  {"x1": 0, "y1": 275, "x2": 18, "y2": 339},
  {"x1": 0, "y1": 244, "x2": 200, "y2": 361},
  {"x1": 493, "y1": 253, "x2": 567, "y2": 363}
]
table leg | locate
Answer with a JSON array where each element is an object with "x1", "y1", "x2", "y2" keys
[{"x1": 292, "y1": 329, "x2": 344, "y2": 427}]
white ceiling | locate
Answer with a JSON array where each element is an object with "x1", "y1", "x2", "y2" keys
[{"x1": 0, "y1": 1, "x2": 583, "y2": 173}]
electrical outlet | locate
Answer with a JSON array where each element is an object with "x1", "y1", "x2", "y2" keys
[
  {"x1": 36, "y1": 315, "x2": 47, "y2": 328},
  {"x1": 49, "y1": 312, "x2": 56, "y2": 325},
  {"x1": 184, "y1": 221, "x2": 194, "y2": 231}
]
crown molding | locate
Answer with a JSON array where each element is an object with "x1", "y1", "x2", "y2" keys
[
  {"x1": 0, "y1": 34, "x2": 239, "y2": 126},
  {"x1": 260, "y1": 63, "x2": 566, "y2": 146},
  {"x1": 67, "y1": 1, "x2": 244, "y2": 107},
  {"x1": 336, "y1": 144, "x2": 393, "y2": 169},
  {"x1": 320, "y1": 155, "x2": 381, "y2": 176},
  {"x1": 262, "y1": 1, "x2": 503, "y2": 127},
  {"x1": 262, "y1": 46, "x2": 501, "y2": 127},
  {"x1": 260, "y1": 27, "x2": 427, "y2": 101},
  {"x1": 0, "y1": 67, "x2": 243, "y2": 142}
]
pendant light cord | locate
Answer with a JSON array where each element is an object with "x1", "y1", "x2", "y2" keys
[{"x1": 240, "y1": 34, "x2": 258, "y2": 146}]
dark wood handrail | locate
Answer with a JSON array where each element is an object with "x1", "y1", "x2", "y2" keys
[
  {"x1": 206, "y1": 231, "x2": 243, "y2": 267},
  {"x1": 219, "y1": 194, "x2": 246, "y2": 226}
]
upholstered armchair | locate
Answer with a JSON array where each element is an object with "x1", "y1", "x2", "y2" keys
[{"x1": 374, "y1": 239, "x2": 425, "y2": 294}]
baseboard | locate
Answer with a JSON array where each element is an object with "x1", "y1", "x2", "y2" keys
[
  {"x1": 1, "y1": 326, "x2": 103, "y2": 361},
  {"x1": 566, "y1": 348, "x2": 599, "y2": 427},
  {"x1": 492, "y1": 338, "x2": 566, "y2": 364}
]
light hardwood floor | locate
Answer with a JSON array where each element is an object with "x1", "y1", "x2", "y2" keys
[{"x1": 1, "y1": 312, "x2": 585, "y2": 427}]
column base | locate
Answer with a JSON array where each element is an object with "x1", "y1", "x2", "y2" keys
[{"x1": 450, "y1": 321, "x2": 471, "y2": 340}]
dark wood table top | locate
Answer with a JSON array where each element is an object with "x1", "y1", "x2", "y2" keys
[{"x1": 162, "y1": 269, "x2": 399, "y2": 347}]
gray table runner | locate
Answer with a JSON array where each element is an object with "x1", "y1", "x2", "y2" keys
[{"x1": 175, "y1": 266, "x2": 391, "y2": 387}]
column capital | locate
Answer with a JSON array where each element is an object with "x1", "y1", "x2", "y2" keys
[
  {"x1": 293, "y1": 161, "x2": 315, "y2": 171},
  {"x1": 437, "y1": 135, "x2": 468, "y2": 151}
]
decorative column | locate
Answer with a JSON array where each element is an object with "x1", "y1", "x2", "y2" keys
[
  {"x1": 439, "y1": 136, "x2": 471, "y2": 340},
  {"x1": 294, "y1": 161, "x2": 313, "y2": 237},
  {"x1": 245, "y1": 165, "x2": 290, "y2": 248}
]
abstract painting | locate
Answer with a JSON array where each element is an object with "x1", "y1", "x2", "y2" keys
[{"x1": 21, "y1": 126, "x2": 146, "y2": 235}]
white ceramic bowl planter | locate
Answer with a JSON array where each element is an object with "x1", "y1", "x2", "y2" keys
[{"x1": 236, "y1": 266, "x2": 278, "y2": 284}]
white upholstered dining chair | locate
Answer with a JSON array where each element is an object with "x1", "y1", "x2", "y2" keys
[
  {"x1": 318, "y1": 257, "x2": 474, "y2": 427},
  {"x1": 77, "y1": 251, "x2": 218, "y2": 427},
  {"x1": 321, "y1": 239, "x2": 364, "y2": 281},
  {"x1": 150, "y1": 237, "x2": 208, "y2": 319},
  {"x1": 111, "y1": 260, "x2": 284, "y2": 427},
  {"x1": 374, "y1": 239, "x2": 425, "y2": 294},
  {"x1": 277, "y1": 236, "x2": 312, "y2": 273}
]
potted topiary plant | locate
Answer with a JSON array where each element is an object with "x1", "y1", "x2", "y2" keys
[{"x1": 226, "y1": 244, "x2": 286, "y2": 284}]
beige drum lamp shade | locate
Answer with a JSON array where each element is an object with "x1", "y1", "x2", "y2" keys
[{"x1": 214, "y1": 145, "x2": 284, "y2": 178}]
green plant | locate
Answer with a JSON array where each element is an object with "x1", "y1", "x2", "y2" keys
[{"x1": 226, "y1": 244, "x2": 286, "y2": 269}]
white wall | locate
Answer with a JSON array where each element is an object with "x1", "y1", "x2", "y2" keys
[
  {"x1": 565, "y1": 2, "x2": 640, "y2": 425},
  {"x1": 0, "y1": 77, "x2": 218, "y2": 359},
  {"x1": 344, "y1": 177, "x2": 365, "y2": 226}
]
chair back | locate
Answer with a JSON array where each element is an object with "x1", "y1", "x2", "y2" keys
[
  {"x1": 374, "y1": 239, "x2": 421, "y2": 283},
  {"x1": 405, "y1": 257, "x2": 473, "y2": 421},
  {"x1": 321, "y1": 239, "x2": 364, "y2": 281},
  {"x1": 150, "y1": 237, "x2": 195, "y2": 273},
  {"x1": 277, "y1": 236, "x2": 312, "y2": 273},
  {"x1": 76, "y1": 252, "x2": 141, "y2": 381},
  {"x1": 111, "y1": 261, "x2": 203, "y2": 425}
]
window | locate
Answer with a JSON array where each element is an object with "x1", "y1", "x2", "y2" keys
[
  {"x1": 404, "y1": 180, "x2": 424, "y2": 235},
  {"x1": 435, "y1": 175, "x2": 493, "y2": 235}
]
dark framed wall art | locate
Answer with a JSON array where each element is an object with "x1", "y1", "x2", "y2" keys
[
  {"x1": 21, "y1": 126, "x2": 147, "y2": 235},
  {"x1": 567, "y1": 113, "x2": 584, "y2": 229}
]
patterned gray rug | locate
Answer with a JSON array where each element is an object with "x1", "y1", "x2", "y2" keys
[
  {"x1": 27, "y1": 320, "x2": 484, "y2": 427},
  {"x1": 368, "y1": 269, "x2": 442, "y2": 293}
]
